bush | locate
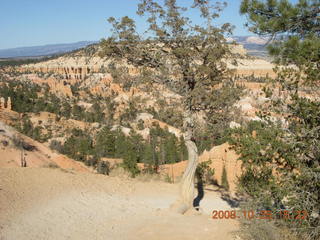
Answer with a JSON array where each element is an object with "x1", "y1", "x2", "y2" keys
[
  {"x1": 137, "y1": 119, "x2": 144, "y2": 130},
  {"x1": 49, "y1": 140, "x2": 64, "y2": 153},
  {"x1": 45, "y1": 162, "x2": 60, "y2": 169},
  {"x1": 11, "y1": 135, "x2": 37, "y2": 152},
  {"x1": 239, "y1": 218, "x2": 295, "y2": 240},
  {"x1": 196, "y1": 160, "x2": 215, "y2": 184},
  {"x1": 164, "y1": 173, "x2": 173, "y2": 183},
  {"x1": 84, "y1": 155, "x2": 99, "y2": 167},
  {"x1": 62, "y1": 128, "x2": 94, "y2": 162},
  {"x1": 122, "y1": 148, "x2": 140, "y2": 177},
  {"x1": 239, "y1": 201, "x2": 299, "y2": 240},
  {"x1": 95, "y1": 126, "x2": 115, "y2": 158},
  {"x1": 97, "y1": 160, "x2": 110, "y2": 175}
]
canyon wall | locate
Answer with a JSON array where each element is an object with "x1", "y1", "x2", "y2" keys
[{"x1": 17, "y1": 66, "x2": 101, "y2": 80}]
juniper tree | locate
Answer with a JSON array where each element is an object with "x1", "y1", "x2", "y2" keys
[{"x1": 101, "y1": 0, "x2": 237, "y2": 213}]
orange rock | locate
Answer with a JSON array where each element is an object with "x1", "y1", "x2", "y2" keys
[{"x1": 159, "y1": 143, "x2": 242, "y2": 193}]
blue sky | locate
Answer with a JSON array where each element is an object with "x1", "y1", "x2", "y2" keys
[{"x1": 0, "y1": 0, "x2": 260, "y2": 49}]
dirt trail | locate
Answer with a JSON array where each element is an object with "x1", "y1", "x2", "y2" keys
[{"x1": 0, "y1": 168, "x2": 239, "y2": 240}]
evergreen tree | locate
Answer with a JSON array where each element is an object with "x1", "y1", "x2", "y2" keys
[
  {"x1": 178, "y1": 135, "x2": 188, "y2": 162},
  {"x1": 128, "y1": 130, "x2": 145, "y2": 162},
  {"x1": 63, "y1": 135, "x2": 77, "y2": 159},
  {"x1": 91, "y1": 102, "x2": 105, "y2": 122},
  {"x1": 63, "y1": 128, "x2": 93, "y2": 162},
  {"x1": 21, "y1": 116, "x2": 33, "y2": 136},
  {"x1": 97, "y1": 160, "x2": 110, "y2": 175},
  {"x1": 61, "y1": 101, "x2": 72, "y2": 118},
  {"x1": 142, "y1": 143, "x2": 156, "y2": 173},
  {"x1": 234, "y1": 1, "x2": 320, "y2": 238},
  {"x1": 32, "y1": 126, "x2": 43, "y2": 142},
  {"x1": 72, "y1": 105, "x2": 85, "y2": 120},
  {"x1": 114, "y1": 128, "x2": 127, "y2": 158},
  {"x1": 240, "y1": 0, "x2": 319, "y2": 85},
  {"x1": 149, "y1": 129, "x2": 160, "y2": 171},
  {"x1": 101, "y1": 0, "x2": 239, "y2": 213},
  {"x1": 95, "y1": 126, "x2": 116, "y2": 158},
  {"x1": 122, "y1": 140, "x2": 140, "y2": 177},
  {"x1": 164, "y1": 134, "x2": 179, "y2": 164}
]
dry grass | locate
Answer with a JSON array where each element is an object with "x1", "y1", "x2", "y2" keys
[
  {"x1": 108, "y1": 166, "x2": 131, "y2": 178},
  {"x1": 239, "y1": 215, "x2": 299, "y2": 240},
  {"x1": 136, "y1": 173, "x2": 161, "y2": 182}
]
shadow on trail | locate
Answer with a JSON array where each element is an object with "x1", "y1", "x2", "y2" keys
[
  {"x1": 220, "y1": 193, "x2": 240, "y2": 208},
  {"x1": 193, "y1": 178, "x2": 204, "y2": 210},
  {"x1": 193, "y1": 176, "x2": 243, "y2": 209},
  {"x1": 203, "y1": 185, "x2": 242, "y2": 208}
]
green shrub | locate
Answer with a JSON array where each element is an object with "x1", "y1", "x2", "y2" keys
[
  {"x1": 164, "y1": 173, "x2": 173, "y2": 183},
  {"x1": 137, "y1": 120, "x2": 144, "y2": 130},
  {"x1": 97, "y1": 160, "x2": 110, "y2": 175},
  {"x1": 196, "y1": 160, "x2": 215, "y2": 184},
  {"x1": 49, "y1": 140, "x2": 64, "y2": 153}
]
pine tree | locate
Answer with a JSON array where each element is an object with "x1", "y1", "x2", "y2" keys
[
  {"x1": 101, "y1": 0, "x2": 239, "y2": 213},
  {"x1": 142, "y1": 144, "x2": 156, "y2": 173},
  {"x1": 128, "y1": 131, "x2": 145, "y2": 162},
  {"x1": 236, "y1": 1, "x2": 320, "y2": 238},
  {"x1": 21, "y1": 116, "x2": 33, "y2": 136},
  {"x1": 178, "y1": 135, "x2": 188, "y2": 162},
  {"x1": 95, "y1": 126, "x2": 116, "y2": 158},
  {"x1": 114, "y1": 128, "x2": 127, "y2": 158},
  {"x1": 164, "y1": 134, "x2": 179, "y2": 164},
  {"x1": 240, "y1": 0, "x2": 319, "y2": 85},
  {"x1": 149, "y1": 129, "x2": 160, "y2": 171},
  {"x1": 62, "y1": 128, "x2": 93, "y2": 162},
  {"x1": 122, "y1": 140, "x2": 140, "y2": 177}
]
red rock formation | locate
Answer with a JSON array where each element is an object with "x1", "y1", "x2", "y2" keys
[
  {"x1": 0, "y1": 97, "x2": 5, "y2": 109},
  {"x1": 234, "y1": 69, "x2": 277, "y2": 78},
  {"x1": 158, "y1": 143, "x2": 242, "y2": 193},
  {"x1": 28, "y1": 75, "x2": 73, "y2": 97},
  {"x1": 7, "y1": 97, "x2": 11, "y2": 110},
  {"x1": 0, "y1": 97, "x2": 12, "y2": 111},
  {"x1": 17, "y1": 66, "x2": 100, "y2": 80}
]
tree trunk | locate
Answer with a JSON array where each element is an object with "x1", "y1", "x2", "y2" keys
[
  {"x1": 180, "y1": 134, "x2": 199, "y2": 209},
  {"x1": 171, "y1": 130, "x2": 199, "y2": 214}
]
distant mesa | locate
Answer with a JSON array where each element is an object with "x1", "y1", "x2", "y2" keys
[
  {"x1": 231, "y1": 35, "x2": 269, "y2": 45},
  {"x1": 226, "y1": 37, "x2": 235, "y2": 43},
  {"x1": 0, "y1": 36, "x2": 269, "y2": 59},
  {"x1": 0, "y1": 41, "x2": 97, "y2": 58},
  {"x1": 245, "y1": 36, "x2": 268, "y2": 45}
]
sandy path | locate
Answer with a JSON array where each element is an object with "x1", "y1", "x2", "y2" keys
[{"x1": 0, "y1": 168, "x2": 239, "y2": 240}]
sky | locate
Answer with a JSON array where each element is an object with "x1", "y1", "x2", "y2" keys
[{"x1": 0, "y1": 0, "x2": 258, "y2": 49}]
